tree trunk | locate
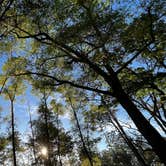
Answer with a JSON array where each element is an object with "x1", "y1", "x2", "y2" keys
[
  {"x1": 11, "y1": 100, "x2": 17, "y2": 166},
  {"x1": 70, "y1": 100, "x2": 94, "y2": 166},
  {"x1": 153, "y1": 116, "x2": 166, "y2": 134},
  {"x1": 109, "y1": 112, "x2": 148, "y2": 166},
  {"x1": 56, "y1": 110, "x2": 63, "y2": 166},
  {"x1": 106, "y1": 69, "x2": 166, "y2": 164},
  {"x1": 43, "y1": 97, "x2": 52, "y2": 166},
  {"x1": 27, "y1": 104, "x2": 38, "y2": 165}
]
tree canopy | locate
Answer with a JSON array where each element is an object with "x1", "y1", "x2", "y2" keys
[{"x1": 0, "y1": 0, "x2": 166, "y2": 165}]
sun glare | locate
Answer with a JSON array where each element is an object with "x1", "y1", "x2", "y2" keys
[{"x1": 41, "y1": 146, "x2": 48, "y2": 156}]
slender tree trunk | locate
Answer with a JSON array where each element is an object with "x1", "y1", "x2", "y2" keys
[
  {"x1": 86, "y1": 123, "x2": 92, "y2": 155},
  {"x1": 70, "y1": 99, "x2": 93, "y2": 166},
  {"x1": 56, "y1": 111, "x2": 63, "y2": 166},
  {"x1": 138, "y1": 99, "x2": 166, "y2": 134},
  {"x1": 27, "y1": 103, "x2": 38, "y2": 165},
  {"x1": 106, "y1": 68, "x2": 166, "y2": 164},
  {"x1": 11, "y1": 100, "x2": 17, "y2": 166},
  {"x1": 109, "y1": 112, "x2": 148, "y2": 166},
  {"x1": 43, "y1": 96, "x2": 52, "y2": 166},
  {"x1": 153, "y1": 116, "x2": 166, "y2": 134}
]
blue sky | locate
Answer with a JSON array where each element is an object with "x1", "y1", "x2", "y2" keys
[
  {"x1": 0, "y1": 65, "x2": 164, "y2": 151},
  {"x1": 0, "y1": 52, "x2": 165, "y2": 153},
  {"x1": 0, "y1": 83, "x2": 109, "y2": 151},
  {"x1": 0, "y1": 8, "x2": 165, "y2": 150}
]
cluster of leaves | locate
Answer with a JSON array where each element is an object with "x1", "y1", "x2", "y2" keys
[{"x1": 0, "y1": 0, "x2": 166, "y2": 165}]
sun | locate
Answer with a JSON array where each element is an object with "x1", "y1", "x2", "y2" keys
[{"x1": 41, "y1": 146, "x2": 48, "y2": 156}]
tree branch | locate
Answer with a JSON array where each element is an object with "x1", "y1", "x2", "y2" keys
[
  {"x1": 13, "y1": 71, "x2": 113, "y2": 96},
  {"x1": 0, "y1": 0, "x2": 14, "y2": 21},
  {"x1": 116, "y1": 42, "x2": 152, "y2": 74},
  {"x1": 14, "y1": 26, "x2": 110, "y2": 82},
  {"x1": 0, "y1": 76, "x2": 8, "y2": 95}
]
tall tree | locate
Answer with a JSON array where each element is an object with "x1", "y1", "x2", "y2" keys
[
  {"x1": 29, "y1": 94, "x2": 73, "y2": 166},
  {"x1": 27, "y1": 102, "x2": 38, "y2": 165},
  {"x1": 68, "y1": 97, "x2": 94, "y2": 166},
  {"x1": 1, "y1": 0, "x2": 166, "y2": 163},
  {"x1": 0, "y1": 57, "x2": 26, "y2": 166}
]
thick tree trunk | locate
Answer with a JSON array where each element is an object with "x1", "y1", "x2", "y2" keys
[
  {"x1": 117, "y1": 93, "x2": 166, "y2": 164},
  {"x1": 11, "y1": 100, "x2": 17, "y2": 166},
  {"x1": 106, "y1": 69, "x2": 166, "y2": 164}
]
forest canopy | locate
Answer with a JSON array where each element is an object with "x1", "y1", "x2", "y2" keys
[{"x1": 0, "y1": 0, "x2": 166, "y2": 165}]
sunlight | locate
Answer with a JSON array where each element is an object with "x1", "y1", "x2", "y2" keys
[{"x1": 41, "y1": 146, "x2": 48, "y2": 156}]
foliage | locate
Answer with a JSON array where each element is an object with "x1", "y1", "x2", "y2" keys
[
  {"x1": 81, "y1": 156, "x2": 101, "y2": 166},
  {"x1": 0, "y1": 0, "x2": 166, "y2": 165}
]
